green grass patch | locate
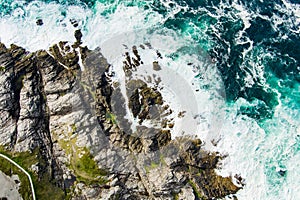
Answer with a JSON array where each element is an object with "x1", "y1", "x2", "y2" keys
[
  {"x1": 144, "y1": 161, "x2": 160, "y2": 174},
  {"x1": 188, "y1": 179, "x2": 207, "y2": 200},
  {"x1": 106, "y1": 112, "x2": 117, "y2": 124},
  {"x1": 76, "y1": 151, "x2": 106, "y2": 176},
  {"x1": 71, "y1": 123, "x2": 77, "y2": 133},
  {"x1": 79, "y1": 81, "x2": 96, "y2": 100},
  {"x1": 159, "y1": 154, "x2": 167, "y2": 166},
  {"x1": 144, "y1": 154, "x2": 168, "y2": 174},
  {"x1": 33, "y1": 173, "x2": 65, "y2": 200},
  {"x1": 73, "y1": 149, "x2": 108, "y2": 185},
  {"x1": 171, "y1": 192, "x2": 179, "y2": 200},
  {"x1": 57, "y1": 132, "x2": 108, "y2": 186},
  {"x1": 0, "y1": 146, "x2": 65, "y2": 200}
]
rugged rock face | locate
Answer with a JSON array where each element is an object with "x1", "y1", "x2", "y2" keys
[
  {"x1": 0, "y1": 43, "x2": 58, "y2": 181},
  {"x1": 0, "y1": 33, "x2": 242, "y2": 199}
]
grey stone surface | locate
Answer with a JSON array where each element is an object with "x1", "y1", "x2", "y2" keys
[{"x1": 0, "y1": 171, "x2": 22, "y2": 200}]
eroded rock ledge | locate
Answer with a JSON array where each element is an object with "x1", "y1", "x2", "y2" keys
[{"x1": 0, "y1": 32, "x2": 242, "y2": 199}]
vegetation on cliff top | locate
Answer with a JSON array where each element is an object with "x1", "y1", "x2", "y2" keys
[
  {"x1": 0, "y1": 146, "x2": 65, "y2": 200},
  {"x1": 55, "y1": 126, "x2": 108, "y2": 186}
]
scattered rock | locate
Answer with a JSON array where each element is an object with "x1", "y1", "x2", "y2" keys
[
  {"x1": 74, "y1": 29, "x2": 83, "y2": 43},
  {"x1": 70, "y1": 19, "x2": 79, "y2": 27},
  {"x1": 153, "y1": 61, "x2": 161, "y2": 71},
  {"x1": 36, "y1": 19, "x2": 43, "y2": 26},
  {"x1": 128, "y1": 89, "x2": 141, "y2": 118},
  {"x1": 178, "y1": 111, "x2": 186, "y2": 118},
  {"x1": 278, "y1": 169, "x2": 287, "y2": 177},
  {"x1": 156, "y1": 50, "x2": 162, "y2": 59}
]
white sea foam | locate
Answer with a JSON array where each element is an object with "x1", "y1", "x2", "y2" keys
[
  {"x1": 100, "y1": 30, "x2": 225, "y2": 147},
  {"x1": 232, "y1": 0, "x2": 252, "y2": 29},
  {"x1": 0, "y1": 2, "x2": 86, "y2": 51},
  {"x1": 0, "y1": 1, "x2": 162, "y2": 51},
  {"x1": 213, "y1": 96, "x2": 300, "y2": 200},
  {"x1": 281, "y1": 0, "x2": 300, "y2": 33}
]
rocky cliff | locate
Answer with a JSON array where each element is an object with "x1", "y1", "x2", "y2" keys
[{"x1": 0, "y1": 31, "x2": 242, "y2": 199}]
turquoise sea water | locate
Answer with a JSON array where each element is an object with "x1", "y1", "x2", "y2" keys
[{"x1": 0, "y1": 0, "x2": 299, "y2": 199}]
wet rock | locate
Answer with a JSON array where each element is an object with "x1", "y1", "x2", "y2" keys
[
  {"x1": 70, "y1": 19, "x2": 79, "y2": 27},
  {"x1": 36, "y1": 19, "x2": 43, "y2": 26},
  {"x1": 278, "y1": 169, "x2": 286, "y2": 177},
  {"x1": 74, "y1": 30, "x2": 83, "y2": 42},
  {"x1": 73, "y1": 30, "x2": 83, "y2": 48},
  {"x1": 128, "y1": 89, "x2": 141, "y2": 118},
  {"x1": 153, "y1": 61, "x2": 161, "y2": 71},
  {"x1": 156, "y1": 50, "x2": 162, "y2": 59}
]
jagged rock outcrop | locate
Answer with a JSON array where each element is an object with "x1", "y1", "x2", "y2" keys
[
  {"x1": 0, "y1": 43, "x2": 59, "y2": 182},
  {"x1": 0, "y1": 32, "x2": 242, "y2": 199}
]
